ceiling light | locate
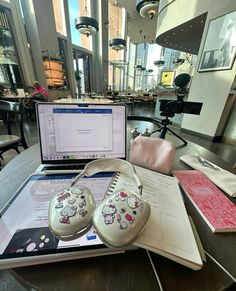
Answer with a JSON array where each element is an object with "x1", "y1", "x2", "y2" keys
[
  {"x1": 136, "y1": 0, "x2": 159, "y2": 19},
  {"x1": 110, "y1": 60, "x2": 128, "y2": 69},
  {"x1": 109, "y1": 5, "x2": 126, "y2": 51},
  {"x1": 75, "y1": 1, "x2": 99, "y2": 37},
  {"x1": 154, "y1": 60, "x2": 164, "y2": 67},
  {"x1": 75, "y1": 16, "x2": 99, "y2": 37},
  {"x1": 173, "y1": 58, "x2": 185, "y2": 66},
  {"x1": 134, "y1": 65, "x2": 142, "y2": 70},
  {"x1": 109, "y1": 38, "x2": 126, "y2": 51}
]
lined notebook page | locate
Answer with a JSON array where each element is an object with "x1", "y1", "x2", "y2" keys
[{"x1": 109, "y1": 166, "x2": 203, "y2": 270}]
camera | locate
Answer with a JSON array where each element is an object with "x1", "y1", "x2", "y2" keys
[{"x1": 159, "y1": 73, "x2": 203, "y2": 117}]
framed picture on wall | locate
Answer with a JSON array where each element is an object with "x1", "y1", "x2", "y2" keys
[
  {"x1": 160, "y1": 70, "x2": 175, "y2": 87},
  {"x1": 199, "y1": 10, "x2": 236, "y2": 72}
]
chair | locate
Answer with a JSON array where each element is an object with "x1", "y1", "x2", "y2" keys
[{"x1": 0, "y1": 100, "x2": 28, "y2": 167}]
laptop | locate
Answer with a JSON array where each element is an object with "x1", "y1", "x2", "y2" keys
[
  {"x1": 0, "y1": 103, "x2": 130, "y2": 268},
  {"x1": 36, "y1": 102, "x2": 127, "y2": 172}
]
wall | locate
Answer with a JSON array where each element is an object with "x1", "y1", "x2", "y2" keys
[
  {"x1": 181, "y1": 1, "x2": 236, "y2": 138},
  {"x1": 157, "y1": 0, "x2": 236, "y2": 139},
  {"x1": 223, "y1": 93, "x2": 236, "y2": 143}
]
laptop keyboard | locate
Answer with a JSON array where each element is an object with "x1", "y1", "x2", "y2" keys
[{"x1": 42, "y1": 165, "x2": 85, "y2": 171}]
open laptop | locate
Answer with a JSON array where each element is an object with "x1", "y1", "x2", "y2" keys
[
  {"x1": 36, "y1": 102, "x2": 127, "y2": 172},
  {"x1": 0, "y1": 103, "x2": 130, "y2": 268}
]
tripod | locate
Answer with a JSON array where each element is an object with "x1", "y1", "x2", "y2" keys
[
  {"x1": 127, "y1": 115, "x2": 188, "y2": 146},
  {"x1": 151, "y1": 115, "x2": 188, "y2": 146}
]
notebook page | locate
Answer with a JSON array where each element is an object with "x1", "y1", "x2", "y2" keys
[{"x1": 109, "y1": 166, "x2": 203, "y2": 269}]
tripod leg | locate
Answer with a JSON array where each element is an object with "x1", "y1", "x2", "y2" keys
[
  {"x1": 166, "y1": 127, "x2": 188, "y2": 146},
  {"x1": 159, "y1": 127, "x2": 167, "y2": 139}
]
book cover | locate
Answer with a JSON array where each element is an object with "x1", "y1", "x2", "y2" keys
[{"x1": 173, "y1": 170, "x2": 236, "y2": 233}]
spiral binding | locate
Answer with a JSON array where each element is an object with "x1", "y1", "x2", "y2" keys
[{"x1": 106, "y1": 172, "x2": 120, "y2": 196}]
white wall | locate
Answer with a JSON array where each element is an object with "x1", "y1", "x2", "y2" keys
[
  {"x1": 181, "y1": 1, "x2": 236, "y2": 138},
  {"x1": 157, "y1": 0, "x2": 236, "y2": 139}
]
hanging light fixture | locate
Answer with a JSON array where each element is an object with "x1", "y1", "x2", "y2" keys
[
  {"x1": 136, "y1": 0, "x2": 159, "y2": 19},
  {"x1": 154, "y1": 60, "x2": 165, "y2": 67},
  {"x1": 75, "y1": 1, "x2": 99, "y2": 37},
  {"x1": 134, "y1": 64, "x2": 142, "y2": 70},
  {"x1": 134, "y1": 30, "x2": 143, "y2": 70},
  {"x1": 109, "y1": 38, "x2": 126, "y2": 51},
  {"x1": 109, "y1": 4, "x2": 126, "y2": 51},
  {"x1": 173, "y1": 58, "x2": 185, "y2": 67},
  {"x1": 109, "y1": 60, "x2": 128, "y2": 69}
]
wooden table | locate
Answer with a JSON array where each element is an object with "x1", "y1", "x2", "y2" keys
[
  {"x1": 0, "y1": 143, "x2": 236, "y2": 290},
  {"x1": 0, "y1": 95, "x2": 30, "y2": 101}
]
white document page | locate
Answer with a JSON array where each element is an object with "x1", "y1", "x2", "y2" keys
[{"x1": 110, "y1": 166, "x2": 203, "y2": 270}]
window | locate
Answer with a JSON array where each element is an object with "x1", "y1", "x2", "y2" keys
[
  {"x1": 127, "y1": 41, "x2": 136, "y2": 91},
  {"x1": 68, "y1": 0, "x2": 92, "y2": 51},
  {"x1": 52, "y1": 0, "x2": 67, "y2": 36},
  {"x1": 108, "y1": 1, "x2": 125, "y2": 91},
  {"x1": 0, "y1": 7, "x2": 23, "y2": 91},
  {"x1": 146, "y1": 43, "x2": 162, "y2": 91}
]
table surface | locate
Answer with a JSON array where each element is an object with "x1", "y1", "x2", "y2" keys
[
  {"x1": 0, "y1": 95, "x2": 29, "y2": 100},
  {"x1": 54, "y1": 97, "x2": 113, "y2": 104},
  {"x1": 0, "y1": 142, "x2": 236, "y2": 291}
]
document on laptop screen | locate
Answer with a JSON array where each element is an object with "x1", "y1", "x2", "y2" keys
[
  {"x1": 53, "y1": 108, "x2": 113, "y2": 152},
  {"x1": 37, "y1": 103, "x2": 126, "y2": 163}
]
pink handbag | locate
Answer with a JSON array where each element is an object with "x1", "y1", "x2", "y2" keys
[{"x1": 130, "y1": 136, "x2": 175, "y2": 174}]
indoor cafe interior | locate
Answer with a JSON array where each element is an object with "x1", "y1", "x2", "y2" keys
[{"x1": 0, "y1": 0, "x2": 236, "y2": 290}]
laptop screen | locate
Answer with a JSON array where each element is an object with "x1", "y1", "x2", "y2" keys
[{"x1": 36, "y1": 103, "x2": 127, "y2": 164}]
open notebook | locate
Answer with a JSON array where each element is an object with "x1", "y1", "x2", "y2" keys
[
  {"x1": 36, "y1": 102, "x2": 127, "y2": 172},
  {"x1": 108, "y1": 166, "x2": 204, "y2": 270}
]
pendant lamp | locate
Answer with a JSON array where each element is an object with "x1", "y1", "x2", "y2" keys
[
  {"x1": 109, "y1": 38, "x2": 126, "y2": 51},
  {"x1": 154, "y1": 60, "x2": 164, "y2": 66},
  {"x1": 136, "y1": 0, "x2": 159, "y2": 19},
  {"x1": 134, "y1": 65, "x2": 142, "y2": 70},
  {"x1": 134, "y1": 30, "x2": 144, "y2": 70},
  {"x1": 75, "y1": 1, "x2": 98, "y2": 37},
  {"x1": 173, "y1": 58, "x2": 185, "y2": 67},
  {"x1": 109, "y1": 4, "x2": 126, "y2": 51}
]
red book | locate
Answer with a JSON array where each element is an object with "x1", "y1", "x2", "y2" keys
[{"x1": 173, "y1": 170, "x2": 236, "y2": 233}]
